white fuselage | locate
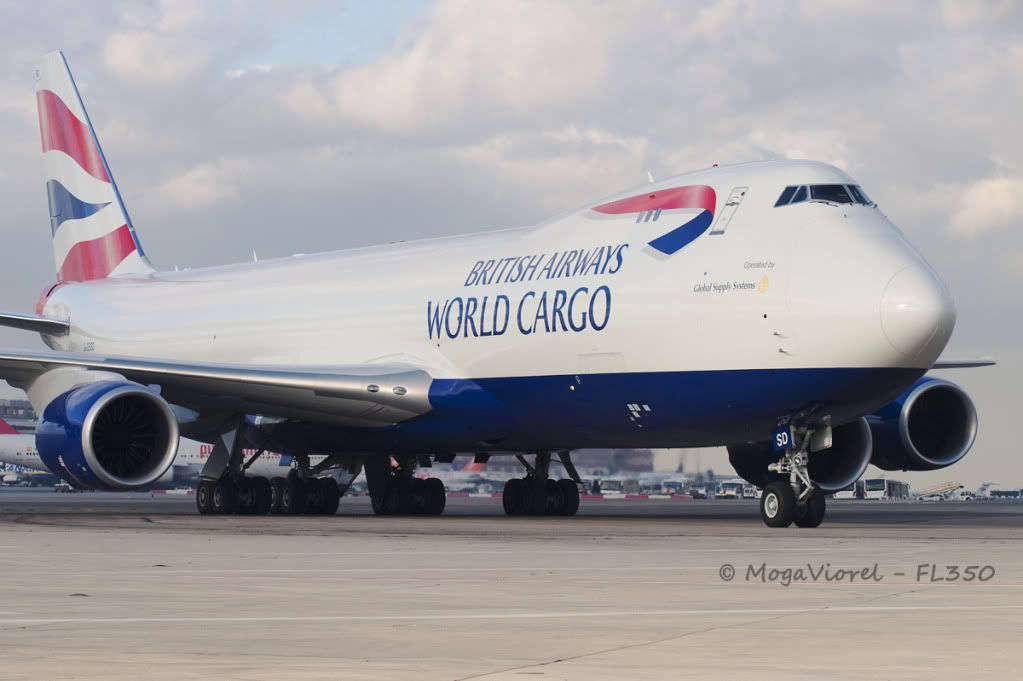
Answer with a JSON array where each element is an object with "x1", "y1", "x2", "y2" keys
[
  {"x1": 35, "y1": 160, "x2": 955, "y2": 452},
  {"x1": 42, "y1": 161, "x2": 951, "y2": 377}
]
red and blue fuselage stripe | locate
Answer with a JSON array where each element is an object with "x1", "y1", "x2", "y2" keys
[{"x1": 592, "y1": 185, "x2": 717, "y2": 255}]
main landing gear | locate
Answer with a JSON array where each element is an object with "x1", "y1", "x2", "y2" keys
[
  {"x1": 197, "y1": 473, "x2": 342, "y2": 516},
  {"x1": 195, "y1": 420, "x2": 347, "y2": 516},
  {"x1": 759, "y1": 428, "x2": 827, "y2": 528},
  {"x1": 197, "y1": 475, "x2": 274, "y2": 515},
  {"x1": 502, "y1": 451, "x2": 581, "y2": 516},
  {"x1": 365, "y1": 455, "x2": 446, "y2": 516}
]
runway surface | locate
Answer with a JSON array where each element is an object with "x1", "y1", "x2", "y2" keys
[{"x1": 1, "y1": 491, "x2": 1021, "y2": 680}]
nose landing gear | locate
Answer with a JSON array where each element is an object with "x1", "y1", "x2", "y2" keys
[{"x1": 761, "y1": 428, "x2": 828, "y2": 528}]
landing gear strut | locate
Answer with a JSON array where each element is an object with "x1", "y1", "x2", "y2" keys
[
  {"x1": 502, "y1": 451, "x2": 581, "y2": 516},
  {"x1": 760, "y1": 427, "x2": 827, "y2": 528}
]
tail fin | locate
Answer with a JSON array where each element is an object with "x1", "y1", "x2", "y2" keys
[
  {"x1": 0, "y1": 418, "x2": 18, "y2": 435},
  {"x1": 35, "y1": 51, "x2": 153, "y2": 282}
]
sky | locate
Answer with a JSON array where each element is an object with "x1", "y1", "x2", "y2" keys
[{"x1": 0, "y1": 0, "x2": 1019, "y2": 488}]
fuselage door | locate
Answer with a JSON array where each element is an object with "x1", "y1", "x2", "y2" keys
[{"x1": 709, "y1": 186, "x2": 748, "y2": 235}]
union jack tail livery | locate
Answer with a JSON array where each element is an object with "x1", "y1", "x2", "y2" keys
[{"x1": 35, "y1": 51, "x2": 152, "y2": 282}]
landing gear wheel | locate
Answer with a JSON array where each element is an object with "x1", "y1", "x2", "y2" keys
[
  {"x1": 502, "y1": 478, "x2": 524, "y2": 516},
  {"x1": 410, "y1": 479, "x2": 428, "y2": 514},
  {"x1": 211, "y1": 477, "x2": 239, "y2": 515},
  {"x1": 301, "y1": 479, "x2": 321, "y2": 514},
  {"x1": 760, "y1": 481, "x2": 796, "y2": 528},
  {"x1": 235, "y1": 478, "x2": 255, "y2": 515},
  {"x1": 250, "y1": 476, "x2": 273, "y2": 515},
  {"x1": 317, "y1": 478, "x2": 341, "y2": 516},
  {"x1": 282, "y1": 476, "x2": 307, "y2": 515},
  {"x1": 196, "y1": 480, "x2": 215, "y2": 515},
  {"x1": 557, "y1": 479, "x2": 580, "y2": 516},
  {"x1": 544, "y1": 479, "x2": 560, "y2": 515},
  {"x1": 794, "y1": 491, "x2": 826, "y2": 528},
  {"x1": 269, "y1": 477, "x2": 286, "y2": 514},
  {"x1": 527, "y1": 478, "x2": 548, "y2": 515},
  {"x1": 384, "y1": 479, "x2": 411, "y2": 515},
  {"x1": 424, "y1": 477, "x2": 446, "y2": 515}
]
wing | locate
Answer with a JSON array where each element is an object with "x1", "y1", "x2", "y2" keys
[
  {"x1": 931, "y1": 358, "x2": 996, "y2": 369},
  {"x1": 0, "y1": 349, "x2": 432, "y2": 429},
  {"x1": 0, "y1": 312, "x2": 69, "y2": 336}
]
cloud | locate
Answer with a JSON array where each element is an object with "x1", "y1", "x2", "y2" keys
[
  {"x1": 940, "y1": 0, "x2": 1023, "y2": 30},
  {"x1": 152, "y1": 161, "x2": 239, "y2": 210},
  {"x1": 949, "y1": 176, "x2": 1023, "y2": 236},
  {"x1": 101, "y1": 1, "x2": 210, "y2": 83}
]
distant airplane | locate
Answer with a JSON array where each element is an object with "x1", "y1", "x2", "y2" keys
[{"x1": 0, "y1": 51, "x2": 994, "y2": 527}]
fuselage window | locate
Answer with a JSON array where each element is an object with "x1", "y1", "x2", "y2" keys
[{"x1": 810, "y1": 184, "x2": 853, "y2": 204}]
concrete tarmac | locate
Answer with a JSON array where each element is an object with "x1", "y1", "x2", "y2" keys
[{"x1": 0, "y1": 491, "x2": 1021, "y2": 680}]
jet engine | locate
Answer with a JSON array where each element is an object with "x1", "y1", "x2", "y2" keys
[
  {"x1": 868, "y1": 378, "x2": 977, "y2": 471},
  {"x1": 728, "y1": 417, "x2": 873, "y2": 493},
  {"x1": 36, "y1": 381, "x2": 179, "y2": 490}
]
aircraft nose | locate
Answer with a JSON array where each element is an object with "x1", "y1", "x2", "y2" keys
[{"x1": 880, "y1": 265, "x2": 956, "y2": 358}]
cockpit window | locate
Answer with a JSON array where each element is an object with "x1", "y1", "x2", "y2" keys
[
  {"x1": 847, "y1": 184, "x2": 874, "y2": 205},
  {"x1": 810, "y1": 184, "x2": 853, "y2": 204},
  {"x1": 775, "y1": 184, "x2": 874, "y2": 207},
  {"x1": 774, "y1": 186, "x2": 797, "y2": 207}
]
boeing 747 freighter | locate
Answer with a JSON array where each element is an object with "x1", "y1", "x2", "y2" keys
[{"x1": 0, "y1": 52, "x2": 992, "y2": 526}]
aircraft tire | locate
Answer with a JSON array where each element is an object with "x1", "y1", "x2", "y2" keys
[
  {"x1": 212, "y1": 477, "x2": 239, "y2": 515},
  {"x1": 235, "y1": 478, "x2": 255, "y2": 515},
  {"x1": 526, "y1": 478, "x2": 547, "y2": 516},
  {"x1": 794, "y1": 491, "x2": 826, "y2": 528},
  {"x1": 544, "y1": 479, "x2": 560, "y2": 515},
  {"x1": 269, "y1": 477, "x2": 286, "y2": 514},
  {"x1": 502, "y1": 478, "x2": 523, "y2": 516},
  {"x1": 760, "y1": 481, "x2": 796, "y2": 528},
  {"x1": 196, "y1": 480, "x2": 215, "y2": 515},
  {"x1": 557, "y1": 479, "x2": 580, "y2": 516},
  {"x1": 282, "y1": 476, "x2": 307, "y2": 515},
  {"x1": 384, "y1": 480, "x2": 403, "y2": 511},
  {"x1": 302, "y1": 478, "x2": 323, "y2": 514},
  {"x1": 410, "y1": 478, "x2": 428, "y2": 514},
  {"x1": 425, "y1": 477, "x2": 446, "y2": 515},
  {"x1": 318, "y1": 478, "x2": 341, "y2": 516},
  {"x1": 250, "y1": 476, "x2": 273, "y2": 515}
]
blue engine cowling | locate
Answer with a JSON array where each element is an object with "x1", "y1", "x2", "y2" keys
[
  {"x1": 868, "y1": 378, "x2": 977, "y2": 471},
  {"x1": 36, "y1": 381, "x2": 180, "y2": 490}
]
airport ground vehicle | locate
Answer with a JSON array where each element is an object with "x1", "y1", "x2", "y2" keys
[
  {"x1": 833, "y1": 482, "x2": 864, "y2": 500},
  {"x1": 862, "y1": 478, "x2": 911, "y2": 500},
  {"x1": 0, "y1": 52, "x2": 992, "y2": 527},
  {"x1": 718, "y1": 480, "x2": 746, "y2": 499}
]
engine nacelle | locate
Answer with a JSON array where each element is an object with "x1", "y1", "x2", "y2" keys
[
  {"x1": 728, "y1": 417, "x2": 873, "y2": 493},
  {"x1": 869, "y1": 378, "x2": 977, "y2": 471},
  {"x1": 36, "y1": 381, "x2": 180, "y2": 491}
]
